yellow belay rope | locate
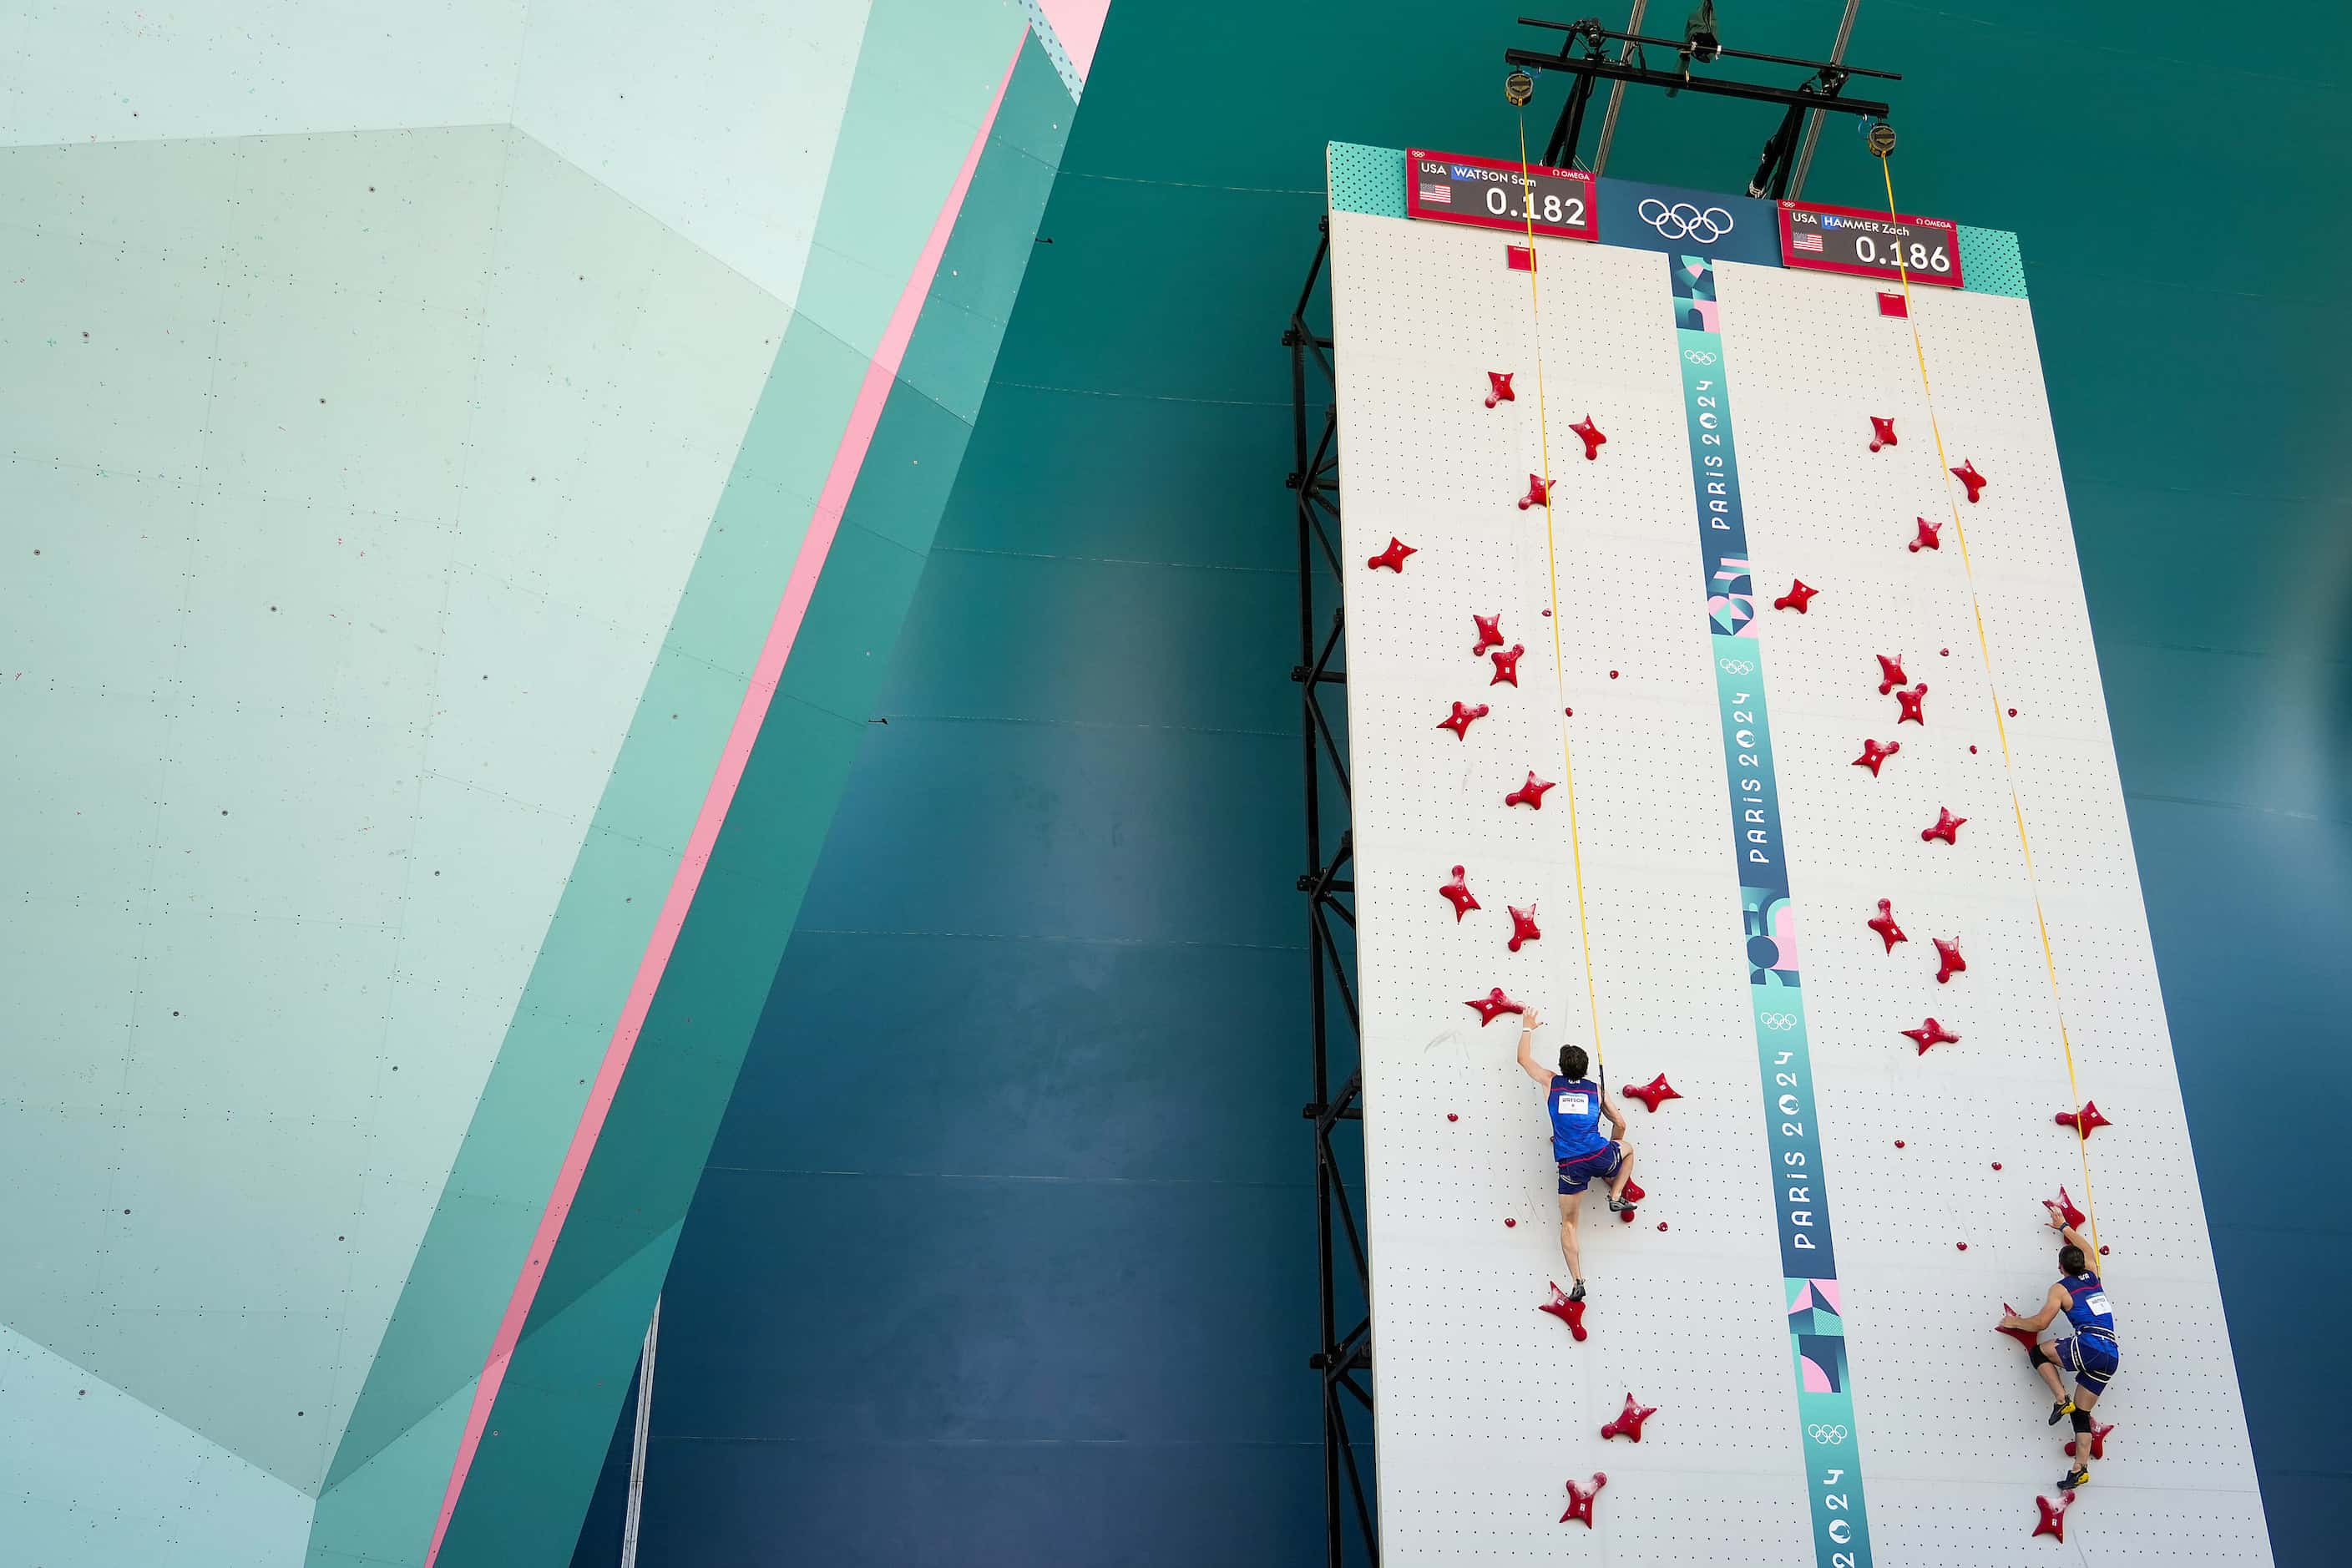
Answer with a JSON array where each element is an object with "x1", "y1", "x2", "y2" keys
[
  {"x1": 1877, "y1": 155, "x2": 2102, "y2": 1262},
  {"x1": 1511, "y1": 115, "x2": 1608, "y2": 1079}
]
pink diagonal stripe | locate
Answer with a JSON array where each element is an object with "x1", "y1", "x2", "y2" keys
[{"x1": 420, "y1": 41, "x2": 1025, "y2": 1567}]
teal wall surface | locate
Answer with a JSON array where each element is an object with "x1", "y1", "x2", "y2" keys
[{"x1": 602, "y1": 3, "x2": 2348, "y2": 1565}]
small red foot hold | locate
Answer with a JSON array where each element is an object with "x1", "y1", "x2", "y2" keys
[
  {"x1": 1894, "y1": 1140, "x2": 1906, "y2": 1148},
  {"x1": 1571, "y1": 416, "x2": 1606, "y2": 461},
  {"x1": 1854, "y1": 738, "x2": 1901, "y2": 776},
  {"x1": 1957, "y1": 1242, "x2": 1970, "y2": 1251},
  {"x1": 1508, "y1": 904, "x2": 1542, "y2": 952},
  {"x1": 1910, "y1": 516, "x2": 1943, "y2": 553},
  {"x1": 1869, "y1": 415, "x2": 1899, "y2": 452},
  {"x1": 1446, "y1": 1112, "x2": 1459, "y2": 1122},
  {"x1": 1465, "y1": 989, "x2": 1526, "y2": 1027},
  {"x1": 1869, "y1": 898, "x2": 1909, "y2": 953},
  {"x1": 1485, "y1": 371, "x2": 1515, "y2": 408},
  {"x1": 1774, "y1": 579, "x2": 1820, "y2": 613},
  {"x1": 1616, "y1": 1178, "x2": 1646, "y2": 1222},
  {"x1": 1540, "y1": 1281, "x2": 1589, "y2": 1342},
  {"x1": 1490, "y1": 643, "x2": 1525, "y2": 686},
  {"x1": 1624, "y1": 1074, "x2": 1682, "y2": 1114},
  {"x1": 1600, "y1": 1392, "x2": 1657, "y2": 1442},
  {"x1": 1934, "y1": 937, "x2": 1966, "y2": 984},
  {"x1": 1506, "y1": 771, "x2": 1557, "y2": 810},
  {"x1": 2056, "y1": 1101, "x2": 2112, "y2": 1139},
  {"x1": 1560, "y1": 1472, "x2": 1607, "y2": 1527},
  {"x1": 1368, "y1": 537, "x2": 1416, "y2": 572},
  {"x1": 1895, "y1": 683, "x2": 1929, "y2": 724},
  {"x1": 1952, "y1": 458, "x2": 1989, "y2": 503},
  {"x1": 2047, "y1": 1186, "x2": 2087, "y2": 1228},
  {"x1": 1657, "y1": 1220, "x2": 1669, "y2": 1231},
  {"x1": 1921, "y1": 807, "x2": 1967, "y2": 845},
  {"x1": 1505, "y1": 1216, "x2": 1517, "y2": 1227},
  {"x1": 1998, "y1": 1302, "x2": 2041, "y2": 1348},
  {"x1": 1438, "y1": 701, "x2": 1490, "y2": 741},
  {"x1": 2033, "y1": 1492, "x2": 2073, "y2": 1542},
  {"x1": 1993, "y1": 1161, "x2": 2004, "y2": 1170},
  {"x1": 1903, "y1": 1017, "x2": 1960, "y2": 1055},
  {"x1": 2065, "y1": 1422, "x2": 2117, "y2": 1463},
  {"x1": 1520, "y1": 473, "x2": 1551, "y2": 510},
  {"x1": 1877, "y1": 654, "x2": 1908, "y2": 694},
  {"x1": 1473, "y1": 613, "x2": 1505, "y2": 655},
  {"x1": 1439, "y1": 866, "x2": 1480, "y2": 922}
]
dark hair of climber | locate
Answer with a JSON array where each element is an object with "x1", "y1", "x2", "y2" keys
[
  {"x1": 1997, "y1": 1204, "x2": 2120, "y2": 1493},
  {"x1": 1515, "y1": 1009, "x2": 1637, "y2": 1303}
]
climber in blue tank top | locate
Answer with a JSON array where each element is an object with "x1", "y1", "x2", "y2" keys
[
  {"x1": 1999, "y1": 1203, "x2": 2121, "y2": 1492},
  {"x1": 1514, "y1": 1009, "x2": 1637, "y2": 1303}
]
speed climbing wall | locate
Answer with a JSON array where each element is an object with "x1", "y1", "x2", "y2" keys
[{"x1": 1327, "y1": 144, "x2": 2270, "y2": 1565}]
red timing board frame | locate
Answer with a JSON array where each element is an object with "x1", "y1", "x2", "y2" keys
[
  {"x1": 1405, "y1": 148, "x2": 1598, "y2": 243},
  {"x1": 1777, "y1": 198, "x2": 1965, "y2": 289}
]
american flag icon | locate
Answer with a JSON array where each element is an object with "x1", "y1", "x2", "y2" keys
[
  {"x1": 1419, "y1": 182, "x2": 1451, "y2": 204},
  {"x1": 1793, "y1": 231, "x2": 1823, "y2": 252}
]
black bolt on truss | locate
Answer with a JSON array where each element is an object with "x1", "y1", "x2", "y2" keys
[
  {"x1": 1285, "y1": 216, "x2": 1377, "y2": 1568},
  {"x1": 1505, "y1": 12, "x2": 1898, "y2": 198}
]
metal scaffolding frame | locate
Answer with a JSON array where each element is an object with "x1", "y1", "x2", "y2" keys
[{"x1": 1284, "y1": 216, "x2": 1376, "y2": 1568}]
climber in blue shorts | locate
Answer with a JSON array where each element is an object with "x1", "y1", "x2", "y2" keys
[
  {"x1": 2000, "y1": 1205, "x2": 2119, "y2": 1491},
  {"x1": 1515, "y1": 1009, "x2": 1637, "y2": 1302}
]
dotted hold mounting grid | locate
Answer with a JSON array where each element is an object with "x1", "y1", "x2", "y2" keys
[{"x1": 1327, "y1": 207, "x2": 2269, "y2": 1564}]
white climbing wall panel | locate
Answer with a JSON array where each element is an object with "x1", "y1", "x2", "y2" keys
[{"x1": 1327, "y1": 200, "x2": 2270, "y2": 1565}]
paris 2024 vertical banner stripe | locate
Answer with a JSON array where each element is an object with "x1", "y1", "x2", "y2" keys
[{"x1": 1669, "y1": 252, "x2": 1873, "y2": 1568}]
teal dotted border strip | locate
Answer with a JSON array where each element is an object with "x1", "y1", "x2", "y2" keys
[
  {"x1": 1325, "y1": 142, "x2": 2026, "y2": 300},
  {"x1": 1956, "y1": 225, "x2": 2027, "y2": 297},
  {"x1": 1329, "y1": 140, "x2": 1407, "y2": 218}
]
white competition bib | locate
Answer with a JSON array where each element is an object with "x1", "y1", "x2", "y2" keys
[
  {"x1": 2082, "y1": 1292, "x2": 2112, "y2": 1318},
  {"x1": 1556, "y1": 1093, "x2": 1591, "y2": 1116}
]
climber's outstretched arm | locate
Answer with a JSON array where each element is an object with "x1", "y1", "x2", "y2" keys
[
  {"x1": 2001, "y1": 1282, "x2": 2071, "y2": 1336},
  {"x1": 1515, "y1": 1009, "x2": 1552, "y2": 1085}
]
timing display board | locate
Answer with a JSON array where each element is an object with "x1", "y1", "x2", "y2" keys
[
  {"x1": 1327, "y1": 148, "x2": 2267, "y2": 1567},
  {"x1": 1780, "y1": 199, "x2": 1965, "y2": 287},
  {"x1": 1406, "y1": 147, "x2": 1597, "y2": 242}
]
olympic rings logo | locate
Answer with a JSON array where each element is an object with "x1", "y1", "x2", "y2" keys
[
  {"x1": 1761, "y1": 1013, "x2": 1798, "y2": 1031},
  {"x1": 1717, "y1": 657, "x2": 1754, "y2": 675},
  {"x1": 1808, "y1": 1424, "x2": 1849, "y2": 1444},
  {"x1": 1640, "y1": 199, "x2": 1736, "y2": 243},
  {"x1": 1683, "y1": 349, "x2": 1718, "y2": 365}
]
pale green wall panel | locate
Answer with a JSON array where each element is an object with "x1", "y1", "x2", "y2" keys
[{"x1": 0, "y1": 1315, "x2": 313, "y2": 1565}]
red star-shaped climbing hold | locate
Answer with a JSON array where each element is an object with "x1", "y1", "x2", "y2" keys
[
  {"x1": 1876, "y1": 654, "x2": 1908, "y2": 695},
  {"x1": 1601, "y1": 1392, "x2": 1657, "y2": 1442},
  {"x1": 1854, "y1": 738, "x2": 1901, "y2": 776},
  {"x1": 1903, "y1": 1018, "x2": 1960, "y2": 1055},
  {"x1": 2033, "y1": 1492, "x2": 2073, "y2": 1542},
  {"x1": 2066, "y1": 1422, "x2": 2117, "y2": 1463},
  {"x1": 1910, "y1": 516, "x2": 1942, "y2": 553},
  {"x1": 1560, "y1": 1473, "x2": 1607, "y2": 1527},
  {"x1": 1465, "y1": 988, "x2": 1525, "y2": 1027},
  {"x1": 1952, "y1": 458, "x2": 1988, "y2": 503},
  {"x1": 1624, "y1": 1074, "x2": 1681, "y2": 1114},
  {"x1": 1539, "y1": 1281, "x2": 1588, "y2": 1342},
  {"x1": 1520, "y1": 473, "x2": 1551, "y2": 510},
  {"x1": 1774, "y1": 579, "x2": 1819, "y2": 613},
  {"x1": 1869, "y1": 898, "x2": 1908, "y2": 953},
  {"x1": 1616, "y1": 1178, "x2": 1646, "y2": 1222},
  {"x1": 1490, "y1": 643, "x2": 1525, "y2": 686},
  {"x1": 1922, "y1": 807, "x2": 1965, "y2": 845},
  {"x1": 1439, "y1": 866, "x2": 1479, "y2": 922},
  {"x1": 1507, "y1": 904, "x2": 1541, "y2": 952},
  {"x1": 2056, "y1": 1101, "x2": 2112, "y2": 1139},
  {"x1": 1895, "y1": 683, "x2": 1928, "y2": 724},
  {"x1": 1485, "y1": 371, "x2": 1515, "y2": 408},
  {"x1": 1934, "y1": 937, "x2": 1966, "y2": 984},
  {"x1": 2047, "y1": 1186, "x2": 2087, "y2": 1229},
  {"x1": 1368, "y1": 537, "x2": 1416, "y2": 572},
  {"x1": 1869, "y1": 415, "x2": 1898, "y2": 452},
  {"x1": 1571, "y1": 416, "x2": 1606, "y2": 461},
  {"x1": 1473, "y1": 612, "x2": 1505, "y2": 655},
  {"x1": 1506, "y1": 772, "x2": 1556, "y2": 810},
  {"x1": 1998, "y1": 1302, "x2": 2042, "y2": 1349},
  {"x1": 1438, "y1": 701, "x2": 1490, "y2": 740}
]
